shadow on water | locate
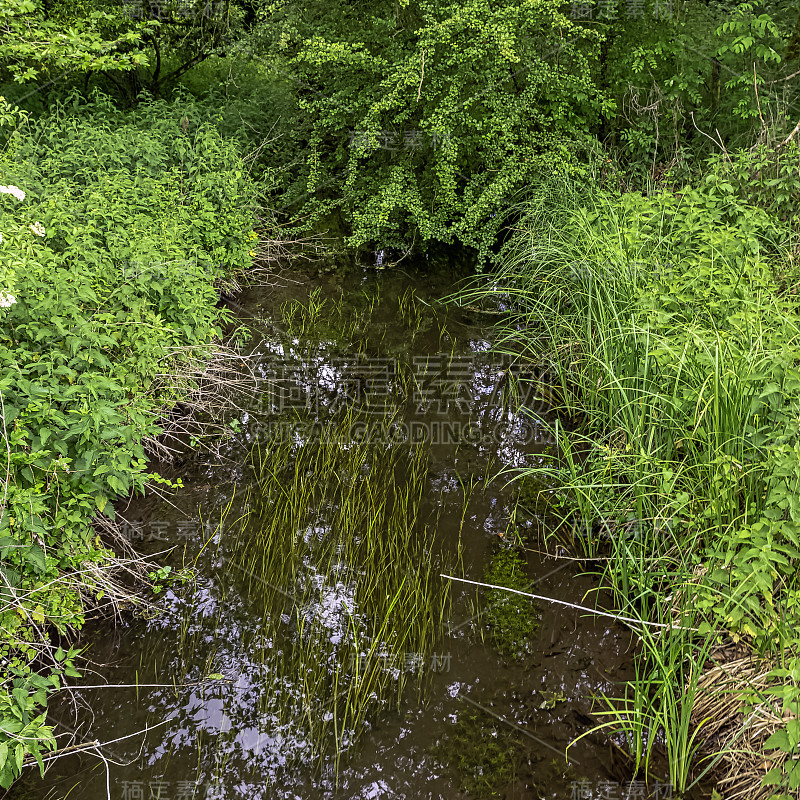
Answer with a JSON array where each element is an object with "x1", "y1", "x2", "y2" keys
[{"x1": 10, "y1": 261, "x2": 665, "y2": 800}]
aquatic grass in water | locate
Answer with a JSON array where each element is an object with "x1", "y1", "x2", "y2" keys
[
  {"x1": 571, "y1": 601, "x2": 718, "y2": 796},
  {"x1": 165, "y1": 277, "x2": 474, "y2": 786},
  {"x1": 279, "y1": 288, "x2": 376, "y2": 356},
  {"x1": 222, "y1": 408, "x2": 452, "y2": 772}
]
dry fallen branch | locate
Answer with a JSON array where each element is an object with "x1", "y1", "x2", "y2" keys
[{"x1": 783, "y1": 118, "x2": 800, "y2": 145}]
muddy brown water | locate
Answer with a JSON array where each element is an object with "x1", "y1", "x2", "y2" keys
[{"x1": 10, "y1": 264, "x2": 654, "y2": 800}]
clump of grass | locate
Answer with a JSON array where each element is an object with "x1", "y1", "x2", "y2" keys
[
  {"x1": 397, "y1": 286, "x2": 423, "y2": 332},
  {"x1": 572, "y1": 601, "x2": 718, "y2": 796},
  {"x1": 222, "y1": 407, "x2": 453, "y2": 772},
  {"x1": 280, "y1": 287, "x2": 377, "y2": 355},
  {"x1": 460, "y1": 178, "x2": 800, "y2": 797}
]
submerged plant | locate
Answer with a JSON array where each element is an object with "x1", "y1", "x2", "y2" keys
[
  {"x1": 482, "y1": 546, "x2": 540, "y2": 661},
  {"x1": 433, "y1": 706, "x2": 526, "y2": 798},
  {"x1": 220, "y1": 408, "x2": 453, "y2": 774}
]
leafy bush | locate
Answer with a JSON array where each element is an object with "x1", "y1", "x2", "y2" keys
[
  {"x1": 176, "y1": 53, "x2": 300, "y2": 187},
  {"x1": 0, "y1": 90, "x2": 254, "y2": 786},
  {"x1": 256, "y1": 0, "x2": 608, "y2": 264},
  {"x1": 0, "y1": 0, "x2": 149, "y2": 84}
]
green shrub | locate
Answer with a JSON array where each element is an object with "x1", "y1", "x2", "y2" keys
[
  {"x1": 255, "y1": 0, "x2": 607, "y2": 264},
  {"x1": 0, "y1": 90, "x2": 254, "y2": 787}
]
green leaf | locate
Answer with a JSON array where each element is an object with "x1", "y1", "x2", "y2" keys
[
  {"x1": 789, "y1": 759, "x2": 800, "y2": 790},
  {"x1": 764, "y1": 728, "x2": 790, "y2": 752},
  {"x1": 33, "y1": 744, "x2": 45, "y2": 777},
  {"x1": 1, "y1": 406, "x2": 19, "y2": 425},
  {"x1": 787, "y1": 718, "x2": 800, "y2": 749},
  {"x1": 23, "y1": 545, "x2": 46, "y2": 573},
  {"x1": 12, "y1": 688, "x2": 28, "y2": 712},
  {"x1": 0, "y1": 719, "x2": 22, "y2": 736},
  {"x1": 761, "y1": 767, "x2": 783, "y2": 786}
]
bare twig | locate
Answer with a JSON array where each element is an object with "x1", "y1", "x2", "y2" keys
[
  {"x1": 783, "y1": 117, "x2": 800, "y2": 145},
  {"x1": 440, "y1": 574, "x2": 699, "y2": 630},
  {"x1": 22, "y1": 714, "x2": 177, "y2": 769},
  {"x1": 766, "y1": 67, "x2": 800, "y2": 85},
  {"x1": 690, "y1": 112, "x2": 733, "y2": 164}
]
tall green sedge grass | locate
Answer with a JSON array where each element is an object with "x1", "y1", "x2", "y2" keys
[
  {"x1": 460, "y1": 179, "x2": 800, "y2": 794},
  {"x1": 569, "y1": 601, "x2": 719, "y2": 794}
]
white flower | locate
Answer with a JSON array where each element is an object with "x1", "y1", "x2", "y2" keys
[
  {"x1": 0, "y1": 233, "x2": 3, "y2": 244},
  {"x1": 0, "y1": 185, "x2": 25, "y2": 202},
  {"x1": 0, "y1": 291, "x2": 16, "y2": 308},
  {"x1": 29, "y1": 221, "x2": 45, "y2": 237}
]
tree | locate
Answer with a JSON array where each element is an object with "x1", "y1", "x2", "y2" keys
[
  {"x1": 0, "y1": 0, "x2": 149, "y2": 83},
  {"x1": 0, "y1": 0, "x2": 246, "y2": 104},
  {"x1": 257, "y1": 0, "x2": 609, "y2": 265},
  {"x1": 100, "y1": 0, "x2": 245, "y2": 102}
]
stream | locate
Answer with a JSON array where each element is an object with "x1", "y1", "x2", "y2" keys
[{"x1": 11, "y1": 262, "x2": 643, "y2": 800}]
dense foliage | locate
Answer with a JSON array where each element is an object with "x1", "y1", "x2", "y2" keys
[
  {"x1": 4, "y1": 1, "x2": 799, "y2": 261},
  {"x1": 0, "y1": 0, "x2": 149, "y2": 83},
  {"x1": 244, "y1": 0, "x2": 799, "y2": 262},
  {"x1": 278, "y1": 0, "x2": 607, "y2": 262},
  {"x1": 473, "y1": 170, "x2": 800, "y2": 795},
  {"x1": 1, "y1": 0, "x2": 800, "y2": 794},
  {"x1": 0, "y1": 93, "x2": 253, "y2": 785}
]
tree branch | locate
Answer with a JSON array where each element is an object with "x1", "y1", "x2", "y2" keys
[
  {"x1": 157, "y1": 50, "x2": 213, "y2": 89},
  {"x1": 101, "y1": 69, "x2": 131, "y2": 104},
  {"x1": 783, "y1": 118, "x2": 800, "y2": 146},
  {"x1": 147, "y1": 32, "x2": 161, "y2": 90}
]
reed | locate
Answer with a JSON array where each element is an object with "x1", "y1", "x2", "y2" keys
[{"x1": 573, "y1": 602, "x2": 717, "y2": 795}]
